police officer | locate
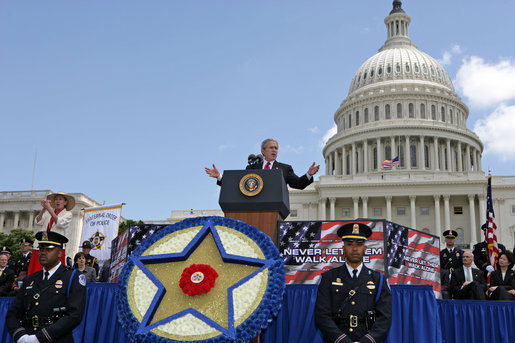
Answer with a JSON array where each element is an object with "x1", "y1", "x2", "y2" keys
[
  {"x1": 15, "y1": 238, "x2": 34, "y2": 277},
  {"x1": 440, "y1": 229, "x2": 463, "y2": 299},
  {"x1": 472, "y1": 223, "x2": 506, "y2": 276},
  {"x1": 6, "y1": 231, "x2": 86, "y2": 343},
  {"x1": 315, "y1": 222, "x2": 392, "y2": 343},
  {"x1": 80, "y1": 240, "x2": 99, "y2": 276},
  {"x1": 1, "y1": 246, "x2": 16, "y2": 271}
]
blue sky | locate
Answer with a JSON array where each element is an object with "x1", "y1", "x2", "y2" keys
[{"x1": 1, "y1": 0, "x2": 514, "y2": 221}]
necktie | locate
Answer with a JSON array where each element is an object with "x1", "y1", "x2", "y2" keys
[
  {"x1": 264, "y1": 162, "x2": 271, "y2": 170},
  {"x1": 352, "y1": 269, "x2": 358, "y2": 279},
  {"x1": 44, "y1": 271, "x2": 49, "y2": 281},
  {"x1": 467, "y1": 268, "x2": 472, "y2": 282}
]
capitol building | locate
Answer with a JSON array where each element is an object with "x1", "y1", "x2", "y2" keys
[{"x1": 289, "y1": 1, "x2": 515, "y2": 250}]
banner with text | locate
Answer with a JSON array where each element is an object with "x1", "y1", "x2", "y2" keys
[
  {"x1": 81, "y1": 204, "x2": 123, "y2": 267},
  {"x1": 279, "y1": 220, "x2": 385, "y2": 284},
  {"x1": 384, "y1": 221, "x2": 441, "y2": 296}
]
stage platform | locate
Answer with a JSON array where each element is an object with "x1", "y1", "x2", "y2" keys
[{"x1": 1, "y1": 284, "x2": 514, "y2": 343}]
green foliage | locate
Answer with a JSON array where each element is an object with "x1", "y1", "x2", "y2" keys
[
  {"x1": 118, "y1": 219, "x2": 144, "y2": 235},
  {"x1": 0, "y1": 228, "x2": 35, "y2": 259}
]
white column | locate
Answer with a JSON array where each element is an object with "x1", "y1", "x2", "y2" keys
[
  {"x1": 352, "y1": 143, "x2": 357, "y2": 175},
  {"x1": 419, "y1": 136, "x2": 425, "y2": 170},
  {"x1": 385, "y1": 196, "x2": 392, "y2": 221},
  {"x1": 0, "y1": 212, "x2": 4, "y2": 232},
  {"x1": 328, "y1": 152, "x2": 334, "y2": 175},
  {"x1": 472, "y1": 148, "x2": 478, "y2": 172},
  {"x1": 478, "y1": 195, "x2": 486, "y2": 224},
  {"x1": 477, "y1": 151, "x2": 482, "y2": 172},
  {"x1": 319, "y1": 198, "x2": 327, "y2": 220},
  {"x1": 335, "y1": 151, "x2": 341, "y2": 175},
  {"x1": 353, "y1": 196, "x2": 360, "y2": 219},
  {"x1": 329, "y1": 197, "x2": 336, "y2": 220},
  {"x1": 434, "y1": 195, "x2": 441, "y2": 238},
  {"x1": 409, "y1": 195, "x2": 416, "y2": 229},
  {"x1": 13, "y1": 211, "x2": 20, "y2": 229},
  {"x1": 310, "y1": 202, "x2": 317, "y2": 220},
  {"x1": 376, "y1": 138, "x2": 382, "y2": 170},
  {"x1": 363, "y1": 140, "x2": 368, "y2": 173},
  {"x1": 446, "y1": 139, "x2": 451, "y2": 171},
  {"x1": 342, "y1": 146, "x2": 347, "y2": 176},
  {"x1": 457, "y1": 141, "x2": 463, "y2": 173},
  {"x1": 362, "y1": 196, "x2": 368, "y2": 218},
  {"x1": 468, "y1": 194, "x2": 478, "y2": 245},
  {"x1": 465, "y1": 145, "x2": 471, "y2": 171},
  {"x1": 443, "y1": 194, "x2": 451, "y2": 230},
  {"x1": 325, "y1": 157, "x2": 329, "y2": 175},
  {"x1": 28, "y1": 211, "x2": 35, "y2": 230},
  {"x1": 433, "y1": 137, "x2": 439, "y2": 171},
  {"x1": 405, "y1": 135, "x2": 411, "y2": 170}
]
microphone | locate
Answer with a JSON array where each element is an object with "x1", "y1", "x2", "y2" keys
[
  {"x1": 248, "y1": 154, "x2": 256, "y2": 166},
  {"x1": 255, "y1": 154, "x2": 263, "y2": 163}
]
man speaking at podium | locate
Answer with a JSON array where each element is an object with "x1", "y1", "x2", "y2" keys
[{"x1": 206, "y1": 138, "x2": 320, "y2": 190}]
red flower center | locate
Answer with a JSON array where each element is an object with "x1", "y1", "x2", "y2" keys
[{"x1": 179, "y1": 264, "x2": 219, "y2": 296}]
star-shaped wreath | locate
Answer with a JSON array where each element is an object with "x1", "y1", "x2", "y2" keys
[{"x1": 117, "y1": 216, "x2": 285, "y2": 342}]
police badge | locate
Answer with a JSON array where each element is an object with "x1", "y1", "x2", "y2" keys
[{"x1": 239, "y1": 173, "x2": 264, "y2": 196}]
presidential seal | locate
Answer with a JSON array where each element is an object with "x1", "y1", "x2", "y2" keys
[
  {"x1": 117, "y1": 216, "x2": 285, "y2": 343},
  {"x1": 239, "y1": 173, "x2": 263, "y2": 197}
]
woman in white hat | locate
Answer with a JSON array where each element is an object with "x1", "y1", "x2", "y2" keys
[{"x1": 34, "y1": 191, "x2": 75, "y2": 235}]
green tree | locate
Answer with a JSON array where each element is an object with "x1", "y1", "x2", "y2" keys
[{"x1": 0, "y1": 228, "x2": 35, "y2": 259}]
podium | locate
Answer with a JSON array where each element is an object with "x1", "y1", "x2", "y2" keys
[{"x1": 219, "y1": 169, "x2": 289, "y2": 245}]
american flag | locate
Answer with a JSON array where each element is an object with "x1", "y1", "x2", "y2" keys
[
  {"x1": 381, "y1": 156, "x2": 399, "y2": 168},
  {"x1": 486, "y1": 173, "x2": 499, "y2": 270},
  {"x1": 128, "y1": 224, "x2": 168, "y2": 254},
  {"x1": 280, "y1": 220, "x2": 384, "y2": 284}
]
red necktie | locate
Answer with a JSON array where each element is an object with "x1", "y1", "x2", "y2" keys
[{"x1": 264, "y1": 162, "x2": 271, "y2": 170}]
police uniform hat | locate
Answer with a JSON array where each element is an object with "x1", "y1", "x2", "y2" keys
[
  {"x1": 81, "y1": 240, "x2": 92, "y2": 249},
  {"x1": 442, "y1": 229, "x2": 458, "y2": 238},
  {"x1": 481, "y1": 223, "x2": 488, "y2": 231},
  {"x1": 337, "y1": 222, "x2": 372, "y2": 241},
  {"x1": 1, "y1": 246, "x2": 13, "y2": 255},
  {"x1": 20, "y1": 238, "x2": 34, "y2": 246},
  {"x1": 35, "y1": 231, "x2": 69, "y2": 248}
]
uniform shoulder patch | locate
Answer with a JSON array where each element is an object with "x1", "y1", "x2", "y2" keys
[{"x1": 78, "y1": 273, "x2": 87, "y2": 286}]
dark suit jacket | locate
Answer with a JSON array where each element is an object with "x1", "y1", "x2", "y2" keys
[
  {"x1": 217, "y1": 160, "x2": 313, "y2": 190},
  {"x1": 473, "y1": 241, "x2": 506, "y2": 271},
  {"x1": 246, "y1": 161, "x2": 313, "y2": 190},
  {"x1": 489, "y1": 269, "x2": 515, "y2": 290},
  {"x1": 0, "y1": 267, "x2": 15, "y2": 296},
  {"x1": 449, "y1": 266, "x2": 485, "y2": 295}
]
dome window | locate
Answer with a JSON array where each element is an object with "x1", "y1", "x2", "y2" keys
[
  {"x1": 437, "y1": 70, "x2": 441, "y2": 78},
  {"x1": 430, "y1": 67, "x2": 435, "y2": 75},
  {"x1": 405, "y1": 63, "x2": 410, "y2": 72},
  {"x1": 414, "y1": 64, "x2": 420, "y2": 73},
  {"x1": 370, "y1": 69, "x2": 374, "y2": 77},
  {"x1": 358, "y1": 75, "x2": 361, "y2": 82},
  {"x1": 385, "y1": 104, "x2": 391, "y2": 119},
  {"x1": 387, "y1": 64, "x2": 392, "y2": 74},
  {"x1": 396, "y1": 63, "x2": 401, "y2": 73},
  {"x1": 378, "y1": 67, "x2": 383, "y2": 75},
  {"x1": 420, "y1": 104, "x2": 426, "y2": 119},
  {"x1": 431, "y1": 105, "x2": 436, "y2": 120},
  {"x1": 356, "y1": 111, "x2": 360, "y2": 126},
  {"x1": 409, "y1": 103, "x2": 414, "y2": 118},
  {"x1": 397, "y1": 103, "x2": 402, "y2": 118},
  {"x1": 363, "y1": 71, "x2": 367, "y2": 80},
  {"x1": 365, "y1": 108, "x2": 369, "y2": 123},
  {"x1": 374, "y1": 106, "x2": 379, "y2": 121},
  {"x1": 441, "y1": 107, "x2": 446, "y2": 122},
  {"x1": 450, "y1": 109, "x2": 454, "y2": 124},
  {"x1": 423, "y1": 65, "x2": 428, "y2": 74}
]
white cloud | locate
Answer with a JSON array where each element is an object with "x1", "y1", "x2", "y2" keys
[
  {"x1": 474, "y1": 104, "x2": 515, "y2": 161},
  {"x1": 309, "y1": 126, "x2": 320, "y2": 133},
  {"x1": 438, "y1": 44, "x2": 462, "y2": 66},
  {"x1": 319, "y1": 124, "x2": 337, "y2": 148},
  {"x1": 217, "y1": 144, "x2": 231, "y2": 151},
  {"x1": 455, "y1": 56, "x2": 515, "y2": 108}
]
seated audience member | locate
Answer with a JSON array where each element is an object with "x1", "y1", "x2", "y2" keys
[
  {"x1": 0, "y1": 252, "x2": 15, "y2": 296},
  {"x1": 74, "y1": 252, "x2": 97, "y2": 283},
  {"x1": 450, "y1": 251, "x2": 486, "y2": 300},
  {"x1": 488, "y1": 251, "x2": 515, "y2": 301},
  {"x1": 1, "y1": 246, "x2": 15, "y2": 271}
]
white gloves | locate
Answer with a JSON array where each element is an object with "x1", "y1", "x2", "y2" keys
[
  {"x1": 486, "y1": 265, "x2": 495, "y2": 273},
  {"x1": 17, "y1": 334, "x2": 39, "y2": 343}
]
